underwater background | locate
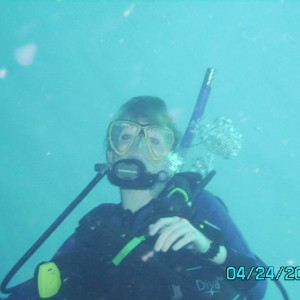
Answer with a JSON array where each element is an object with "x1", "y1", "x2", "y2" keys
[{"x1": 0, "y1": 1, "x2": 299, "y2": 299}]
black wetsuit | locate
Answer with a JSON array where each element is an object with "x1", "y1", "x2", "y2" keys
[{"x1": 5, "y1": 190, "x2": 267, "y2": 300}]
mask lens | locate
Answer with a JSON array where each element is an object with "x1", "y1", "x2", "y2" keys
[
  {"x1": 109, "y1": 121, "x2": 140, "y2": 154},
  {"x1": 109, "y1": 121, "x2": 175, "y2": 159},
  {"x1": 145, "y1": 127, "x2": 174, "y2": 159}
]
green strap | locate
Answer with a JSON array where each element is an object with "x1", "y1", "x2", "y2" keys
[
  {"x1": 112, "y1": 235, "x2": 146, "y2": 266},
  {"x1": 169, "y1": 187, "x2": 189, "y2": 203}
]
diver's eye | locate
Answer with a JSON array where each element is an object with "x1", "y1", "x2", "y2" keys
[
  {"x1": 121, "y1": 134, "x2": 134, "y2": 141},
  {"x1": 149, "y1": 137, "x2": 160, "y2": 145}
]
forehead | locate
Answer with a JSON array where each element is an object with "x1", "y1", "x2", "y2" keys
[
  {"x1": 135, "y1": 118, "x2": 150, "y2": 125},
  {"x1": 120, "y1": 109, "x2": 168, "y2": 125},
  {"x1": 119, "y1": 118, "x2": 159, "y2": 127}
]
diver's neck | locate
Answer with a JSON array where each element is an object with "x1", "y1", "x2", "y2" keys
[{"x1": 121, "y1": 183, "x2": 165, "y2": 213}]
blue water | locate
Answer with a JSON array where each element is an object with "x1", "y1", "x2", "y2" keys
[{"x1": 0, "y1": 2, "x2": 299, "y2": 299}]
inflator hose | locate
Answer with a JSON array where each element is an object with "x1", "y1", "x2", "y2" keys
[{"x1": 0, "y1": 165, "x2": 109, "y2": 294}]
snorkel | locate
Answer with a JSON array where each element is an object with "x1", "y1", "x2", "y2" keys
[
  {"x1": 180, "y1": 68, "x2": 215, "y2": 151},
  {"x1": 169, "y1": 68, "x2": 243, "y2": 177},
  {"x1": 167, "y1": 68, "x2": 216, "y2": 176}
]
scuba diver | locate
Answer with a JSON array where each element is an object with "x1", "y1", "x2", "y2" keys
[{"x1": 1, "y1": 96, "x2": 267, "y2": 299}]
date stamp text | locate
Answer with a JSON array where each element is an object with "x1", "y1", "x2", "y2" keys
[{"x1": 226, "y1": 266, "x2": 300, "y2": 281}]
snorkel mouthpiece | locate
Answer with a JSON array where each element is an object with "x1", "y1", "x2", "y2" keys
[{"x1": 107, "y1": 159, "x2": 169, "y2": 189}]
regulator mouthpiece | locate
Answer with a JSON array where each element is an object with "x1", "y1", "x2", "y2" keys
[{"x1": 107, "y1": 159, "x2": 169, "y2": 190}]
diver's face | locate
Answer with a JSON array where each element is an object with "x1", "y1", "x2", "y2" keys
[{"x1": 107, "y1": 118, "x2": 173, "y2": 174}]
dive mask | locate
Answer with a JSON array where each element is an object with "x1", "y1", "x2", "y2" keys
[{"x1": 108, "y1": 120, "x2": 175, "y2": 160}]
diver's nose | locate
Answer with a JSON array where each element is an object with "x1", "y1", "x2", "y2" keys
[{"x1": 132, "y1": 134, "x2": 147, "y2": 150}]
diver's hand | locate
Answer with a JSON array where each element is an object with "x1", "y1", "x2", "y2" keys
[{"x1": 148, "y1": 216, "x2": 211, "y2": 254}]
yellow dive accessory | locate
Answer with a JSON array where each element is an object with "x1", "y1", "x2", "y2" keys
[
  {"x1": 37, "y1": 262, "x2": 61, "y2": 298},
  {"x1": 108, "y1": 120, "x2": 175, "y2": 160}
]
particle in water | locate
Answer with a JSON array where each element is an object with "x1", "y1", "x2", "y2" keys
[
  {"x1": 0, "y1": 68, "x2": 7, "y2": 79},
  {"x1": 14, "y1": 43, "x2": 38, "y2": 66}
]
